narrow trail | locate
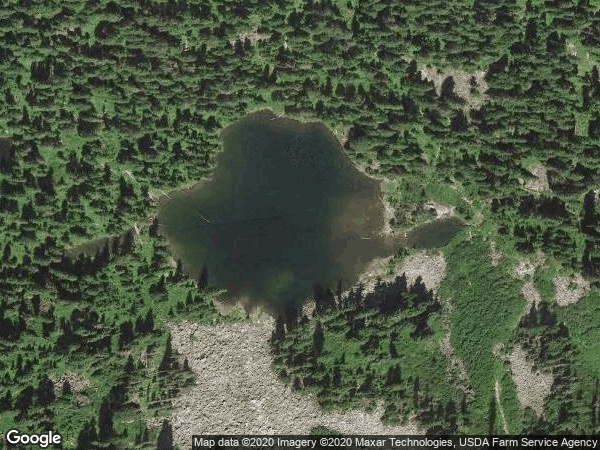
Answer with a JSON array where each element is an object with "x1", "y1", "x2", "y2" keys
[{"x1": 495, "y1": 379, "x2": 509, "y2": 434}]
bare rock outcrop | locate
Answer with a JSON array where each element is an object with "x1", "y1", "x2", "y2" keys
[
  {"x1": 521, "y1": 280, "x2": 542, "y2": 310},
  {"x1": 523, "y1": 164, "x2": 550, "y2": 193},
  {"x1": 166, "y1": 319, "x2": 419, "y2": 447},
  {"x1": 396, "y1": 251, "x2": 447, "y2": 293},
  {"x1": 553, "y1": 273, "x2": 590, "y2": 307},
  {"x1": 513, "y1": 252, "x2": 545, "y2": 280},
  {"x1": 51, "y1": 371, "x2": 91, "y2": 393},
  {"x1": 506, "y1": 346, "x2": 553, "y2": 416},
  {"x1": 420, "y1": 66, "x2": 488, "y2": 109}
]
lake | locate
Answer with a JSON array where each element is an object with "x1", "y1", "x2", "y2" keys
[
  {"x1": 158, "y1": 110, "x2": 392, "y2": 313},
  {"x1": 402, "y1": 217, "x2": 467, "y2": 249},
  {"x1": 157, "y1": 110, "x2": 466, "y2": 314}
]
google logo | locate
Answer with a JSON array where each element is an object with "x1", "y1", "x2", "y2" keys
[{"x1": 4, "y1": 429, "x2": 62, "y2": 448}]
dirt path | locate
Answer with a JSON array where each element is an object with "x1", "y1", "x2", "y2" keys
[
  {"x1": 166, "y1": 319, "x2": 419, "y2": 447},
  {"x1": 494, "y1": 379, "x2": 509, "y2": 433}
]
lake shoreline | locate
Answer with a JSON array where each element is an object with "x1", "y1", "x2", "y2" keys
[{"x1": 157, "y1": 110, "x2": 391, "y2": 314}]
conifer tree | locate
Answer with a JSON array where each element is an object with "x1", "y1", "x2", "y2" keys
[
  {"x1": 98, "y1": 397, "x2": 113, "y2": 440},
  {"x1": 156, "y1": 419, "x2": 173, "y2": 450},
  {"x1": 37, "y1": 375, "x2": 55, "y2": 406},
  {"x1": 313, "y1": 321, "x2": 324, "y2": 357},
  {"x1": 158, "y1": 333, "x2": 173, "y2": 372},
  {"x1": 76, "y1": 418, "x2": 97, "y2": 450}
]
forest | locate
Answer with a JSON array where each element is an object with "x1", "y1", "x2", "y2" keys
[
  {"x1": 270, "y1": 275, "x2": 462, "y2": 432},
  {"x1": 0, "y1": 0, "x2": 599, "y2": 446}
]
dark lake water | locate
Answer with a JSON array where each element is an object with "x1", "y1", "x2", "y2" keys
[
  {"x1": 157, "y1": 111, "x2": 467, "y2": 313},
  {"x1": 158, "y1": 110, "x2": 392, "y2": 313},
  {"x1": 401, "y1": 217, "x2": 467, "y2": 249}
]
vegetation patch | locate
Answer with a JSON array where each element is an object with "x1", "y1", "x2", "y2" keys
[{"x1": 272, "y1": 258, "x2": 466, "y2": 433}]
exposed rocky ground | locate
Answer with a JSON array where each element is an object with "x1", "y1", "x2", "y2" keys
[
  {"x1": 166, "y1": 319, "x2": 419, "y2": 447},
  {"x1": 439, "y1": 296, "x2": 473, "y2": 397},
  {"x1": 346, "y1": 250, "x2": 446, "y2": 299},
  {"x1": 230, "y1": 29, "x2": 271, "y2": 45},
  {"x1": 553, "y1": 273, "x2": 591, "y2": 306},
  {"x1": 523, "y1": 164, "x2": 550, "y2": 193},
  {"x1": 506, "y1": 345, "x2": 553, "y2": 417},
  {"x1": 396, "y1": 251, "x2": 447, "y2": 293},
  {"x1": 346, "y1": 249, "x2": 469, "y2": 397},
  {"x1": 50, "y1": 372, "x2": 92, "y2": 408},
  {"x1": 388, "y1": 251, "x2": 472, "y2": 397},
  {"x1": 50, "y1": 372, "x2": 91, "y2": 394},
  {"x1": 513, "y1": 252, "x2": 546, "y2": 279},
  {"x1": 521, "y1": 280, "x2": 543, "y2": 311},
  {"x1": 420, "y1": 66, "x2": 488, "y2": 109},
  {"x1": 393, "y1": 251, "x2": 473, "y2": 395},
  {"x1": 424, "y1": 201, "x2": 455, "y2": 219}
]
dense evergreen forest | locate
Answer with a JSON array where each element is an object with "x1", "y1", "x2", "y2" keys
[
  {"x1": 0, "y1": 0, "x2": 599, "y2": 445},
  {"x1": 271, "y1": 276, "x2": 460, "y2": 431}
]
